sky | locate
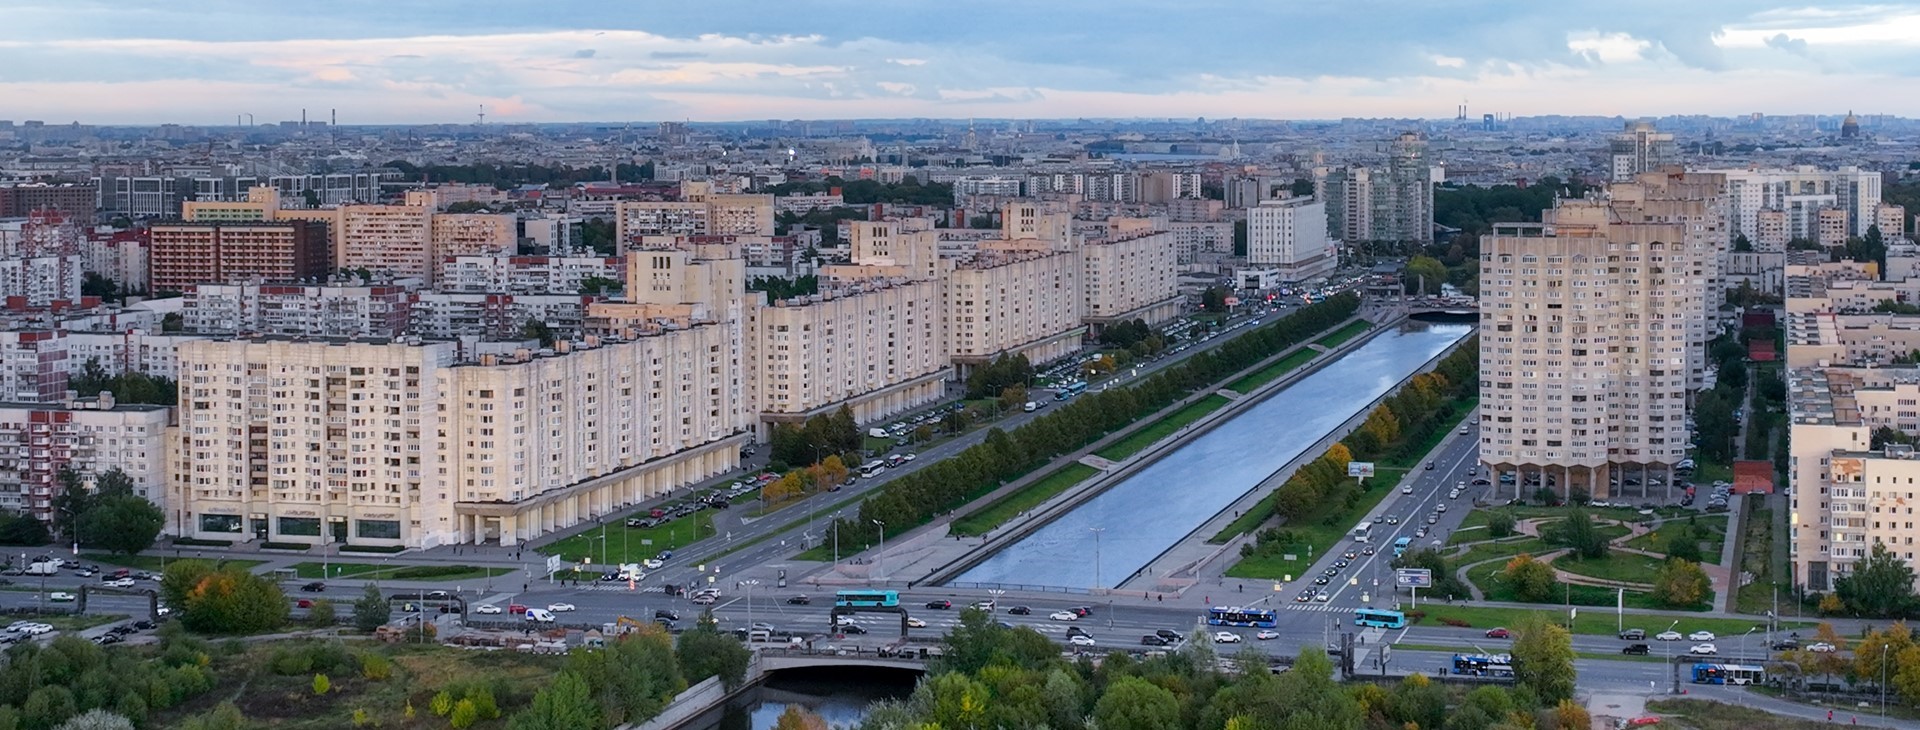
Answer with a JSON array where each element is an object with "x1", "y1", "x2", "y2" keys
[{"x1": 2, "y1": 1, "x2": 1918, "y2": 124}]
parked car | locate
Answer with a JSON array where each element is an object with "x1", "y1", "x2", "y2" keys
[
  {"x1": 1771, "y1": 640, "x2": 1801, "y2": 651},
  {"x1": 1808, "y1": 642, "x2": 1839, "y2": 653}
]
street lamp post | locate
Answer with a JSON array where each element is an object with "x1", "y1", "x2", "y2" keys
[
  {"x1": 738, "y1": 579, "x2": 759, "y2": 636},
  {"x1": 872, "y1": 520, "x2": 886, "y2": 583},
  {"x1": 1664, "y1": 619, "x2": 1680, "y2": 693},
  {"x1": 1883, "y1": 643, "x2": 1891, "y2": 726},
  {"x1": 831, "y1": 511, "x2": 842, "y2": 567},
  {"x1": 1739, "y1": 627, "x2": 1756, "y2": 662},
  {"x1": 1089, "y1": 527, "x2": 1105, "y2": 591}
]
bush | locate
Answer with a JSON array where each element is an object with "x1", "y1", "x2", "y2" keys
[
  {"x1": 338, "y1": 544, "x2": 407, "y2": 554},
  {"x1": 259, "y1": 541, "x2": 310, "y2": 551},
  {"x1": 449, "y1": 699, "x2": 478, "y2": 729},
  {"x1": 431, "y1": 690, "x2": 454, "y2": 717},
  {"x1": 307, "y1": 598, "x2": 337, "y2": 627},
  {"x1": 312, "y1": 673, "x2": 330, "y2": 696},
  {"x1": 1439, "y1": 617, "x2": 1471, "y2": 627},
  {"x1": 271, "y1": 650, "x2": 313, "y2": 676},
  {"x1": 170, "y1": 538, "x2": 233, "y2": 547},
  {"x1": 358, "y1": 652, "x2": 391, "y2": 681}
]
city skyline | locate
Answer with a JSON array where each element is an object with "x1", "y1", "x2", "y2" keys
[{"x1": 3, "y1": 1, "x2": 1920, "y2": 124}]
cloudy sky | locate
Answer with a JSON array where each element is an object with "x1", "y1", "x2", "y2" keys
[{"x1": 2, "y1": 1, "x2": 1916, "y2": 124}]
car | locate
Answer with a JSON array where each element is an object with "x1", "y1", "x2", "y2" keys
[
  {"x1": 301, "y1": 582, "x2": 327, "y2": 592},
  {"x1": 1066, "y1": 626, "x2": 1090, "y2": 638},
  {"x1": 105, "y1": 578, "x2": 135, "y2": 588},
  {"x1": 972, "y1": 600, "x2": 996, "y2": 610},
  {"x1": 1449, "y1": 491, "x2": 1461, "y2": 500},
  {"x1": 1656, "y1": 630, "x2": 1683, "y2": 641},
  {"x1": 474, "y1": 604, "x2": 503, "y2": 614},
  {"x1": 1622, "y1": 644, "x2": 1651, "y2": 655},
  {"x1": 1361, "y1": 546, "x2": 1376, "y2": 556},
  {"x1": 1414, "y1": 527, "x2": 1429, "y2": 538},
  {"x1": 547, "y1": 603, "x2": 576, "y2": 613},
  {"x1": 907, "y1": 618, "x2": 927, "y2": 628},
  {"x1": 1256, "y1": 630, "x2": 1280, "y2": 640},
  {"x1": 1343, "y1": 551, "x2": 1358, "y2": 560},
  {"x1": 925, "y1": 600, "x2": 952, "y2": 610},
  {"x1": 1437, "y1": 504, "x2": 1448, "y2": 513},
  {"x1": 1385, "y1": 516, "x2": 1399, "y2": 525},
  {"x1": 1485, "y1": 628, "x2": 1511, "y2": 639},
  {"x1": 1069, "y1": 635, "x2": 1097, "y2": 647},
  {"x1": 1688, "y1": 630, "x2": 1716, "y2": 642},
  {"x1": 1809, "y1": 642, "x2": 1839, "y2": 653},
  {"x1": 1333, "y1": 560, "x2": 1350, "y2": 569},
  {"x1": 1323, "y1": 567, "x2": 1339, "y2": 577},
  {"x1": 1372, "y1": 516, "x2": 1384, "y2": 523},
  {"x1": 655, "y1": 609, "x2": 681, "y2": 621},
  {"x1": 1049, "y1": 611, "x2": 1079, "y2": 621},
  {"x1": 1214, "y1": 631, "x2": 1242, "y2": 643},
  {"x1": 1771, "y1": 640, "x2": 1801, "y2": 651},
  {"x1": 834, "y1": 615, "x2": 856, "y2": 627},
  {"x1": 93, "y1": 633, "x2": 122, "y2": 645},
  {"x1": 750, "y1": 622, "x2": 775, "y2": 632},
  {"x1": 1472, "y1": 478, "x2": 1492, "y2": 486},
  {"x1": 1313, "y1": 576, "x2": 1330, "y2": 585},
  {"x1": 1689, "y1": 643, "x2": 1718, "y2": 655},
  {"x1": 785, "y1": 595, "x2": 811, "y2": 605},
  {"x1": 1295, "y1": 592, "x2": 1313, "y2": 602},
  {"x1": 1155, "y1": 629, "x2": 1182, "y2": 642},
  {"x1": 133, "y1": 620, "x2": 155, "y2": 630},
  {"x1": 840, "y1": 624, "x2": 868, "y2": 635},
  {"x1": 1402, "y1": 485, "x2": 1414, "y2": 494},
  {"x1": 1425, "y1": 461, "x2": 1435, "y2": 470},
  {"x1": 49, "y1": 592, "x2": 75, "y2": 602},
  {"x1": 296, "y1": 598, "x2": 314, "y2": 609},
  {"x1": 1619, "y1": 629, "x2": 1646, "y2": 640},
  {"x1": 1141, "y1": 634, "x2": 1171, "y2": 646},
  {"x1": 1426, "y1": 515, "x2": 1439, "y2": 524},
  {"x1": 1316, "y1": 592, "x2": 1332, "y2": 602},
  {"x1": 642, "y1": 559, "x2": 665, "y2": 570}
]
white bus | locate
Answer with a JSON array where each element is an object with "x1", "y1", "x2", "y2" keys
[
  {"x1": 1352, "y1": 522, "x2": 1374, "y2": 542},
  {"x1": 859, "y1": 460, "x2": 888, "y2": 478}
]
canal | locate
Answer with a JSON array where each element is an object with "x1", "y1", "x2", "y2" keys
[
  {"x1": 690, "y1": 667, "x2": 916, "y2": 730},
  {"x1": 953, "y1": 319, "x2": 1474, "y2": 590}
]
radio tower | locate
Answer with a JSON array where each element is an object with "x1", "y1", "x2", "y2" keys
[{"x1": 476, "y1": 104, "x2": 485, "y2": 126}]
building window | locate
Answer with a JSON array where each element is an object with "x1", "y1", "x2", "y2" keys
[
  {"x1": 277, "y1": 517, "x2": 321, "y2": 536},
  {"x1": 356, "y1": 519, "x2": 402, "y2": 540}
]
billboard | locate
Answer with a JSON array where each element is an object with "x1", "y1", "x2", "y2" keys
[
  {"x1": 1395, "y1": 568, "x2": 1433, "y2": 588},
  {"x1": 1347, "y1": 462, "x2": 1375, "y2": 478}
]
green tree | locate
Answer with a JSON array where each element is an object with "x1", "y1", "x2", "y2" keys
[
  {"x1": 1651, "y1": 558, "x2": 1711, "y2": 608},
  {"x1": 55, "y1": 709, "x2": 134, "y2": 730},
  {"x1": 773, "y1": 705, "x2": 828, "y2": 730},
  {"x1": 1663, "y1": 526, "x2": 1704, "y2": 563},
  {"x1": 50, "y1": 468, "x2": 92, "y2": 540},
  {"x1": 307, "y1": 598, "x2": 336, "y2": 627},
  {"x1": 1837, "y1": 542, "x2": 1919, "y2": 618},
  {"x1": 1486, "y1": 509, "x2": 1517, "y2": 539},
  {"x1": 520, "y1": 318, "x2": 556, "y2": 347},
  {"x1": 450, "y1": 699, "x2": 479, "y2": 729},
  {"x1": 675, "y1": 617, "x2": 752, "y2": 689},
  {"x1": 165, "y1": 562, "x2": 289, "y2": 634},
  {"x1": 77, "y1": 493, "x2": 163, "y2": 556},
  {"x1": 1091, "y1": 676, "x2": 1181, "y2": 730},
  {"x1": 0, "y1": 508, "x2": 50, "y2": 545},
  {"x1": 508, "y1": 671, "x2": 602, "y2": 730},
  {"x1": 1546, "y1": 509, "x2": 1608, "y2": 560},
  {"x1": 1501, "y1": 554, "x2": 1557, "y2": 602},
  {"x1": 352, "y1": 583, "x2": 391, "y2": 631},
  {"x1": 1405, "y1": 256, "x2": 1449, "y2": 294},
  {"x1": 1511, "y1": 615, "x2": 1576, "y2": 704},
  {"x1": 179, "y1": 703, "x2": 245, "y2": 730}
]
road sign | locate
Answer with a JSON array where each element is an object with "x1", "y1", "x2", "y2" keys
[
  {"x1": 1394, "y1": 568, "x2": 1433, "y2": 588},
  {"x1": 1348, "y1": 462, "x2": 1375, "y2": 478},
  {"x1": 545, "y1": 555, "x2": 562, "y2": 573}
]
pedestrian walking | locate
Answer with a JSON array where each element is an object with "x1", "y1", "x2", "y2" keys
[
  {"x1": 1828, "y1": 710, "x2": 1833, "y2": 722},
  {"x1": 1238, "y1": 584, "x2": 1244, "y2": 593}
]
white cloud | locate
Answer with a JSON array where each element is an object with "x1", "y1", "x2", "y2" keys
[
  {"x1": 1566, "y1": 31, "x2": 1654, "y2": 64},
  {"x1": 1429, "y1": 54, "x2": 1467, "y2": 68},
  {"x1": 886, "y1": 58, "x2": 928, "y2": 66}
]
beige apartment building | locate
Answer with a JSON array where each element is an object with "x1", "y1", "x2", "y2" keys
[
  {"x1": 430, "y1": 213, "x2": 517, "y2": 259},
  {"x1": 743, "y1": 276, "x2": 947, "y2": 438},
  {"x1": 1478, "y1": 180, "x2": 1718, "y2": 500},
  {"x1": 1082, "y1": 219, "x2": 1182, "y2": 328},
  {"x1": 706, "y1": 194, "x2": 775, "y2": 236},
  {"x1": 1819, "y1": 208, "x2": 1850, "y2": 248},
  {"x1": 616, "y1": 201, "x2": 709, "y2": 241},
  {"x1": 334, "y1": 202, "x2": 433, "y2": 279},
  {"x1": 1787, "y1": 366, "x2": 1920, "y2": 591},
  {"x1": 947, "y1": 240, "x2": 1084, "y2": 369}
]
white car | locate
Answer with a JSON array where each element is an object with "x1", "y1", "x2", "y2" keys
[
  {"x1": 19, "y1": 623, "x2": 52, "y2": 636},
  {"x1": 1049, "y1": 611, "x2": 1079, "y2": 621},
  {"x1": 1688, "y1": 630, "x2": 1716, "y2": 642},
  {"x1": 642, "y1": 559, "x2": 665, "y2": 570},
  {"x1": 1256, "y1": 630, "x2": 1280, "y2": 640},
  {"x1": 906, "y1": 618, "x2": 927, "y2": 628},
  {"x1": 1069, "y1": 634, "x2": 1096, "y2": 647},
  {"x1": 1402, "y1": 485, "x2": 1413, "y2": 494},
  {"x1": 1656, "y1": 630, "x2": 1683, "y2": 641},
  {"x1": 1213, "y1": 631, "x2": 1242, "y2": 643},
  {"x1": 1808, "y1": 642, "x2": 1838, "y2": 653},
  {"x1": 473, "y1": 604, "x2": 504, "y2": 615},
  {"x1": 972, "y1": 600, "x2": 995, "y2": 610},
  {"x1": 1316, "y1": 592, "x2": 1332, "y2": 602},
  {"x1": 834, "y1": 615, "x2": 855, "y2": 626},
  {"x1": 1690, "y1": 643, "x2": 1718, "y2": 655},
  {"x1": 547, "y1": 603, "x2": 576, "y2": 613},
  {"x1": 106, "y1": 578, "x2": 135, "y2": 588},
  {"x1": 49, "y1": 592, "x2": 75, "y2": 602}
]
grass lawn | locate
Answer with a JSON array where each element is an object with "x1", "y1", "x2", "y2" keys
[
  {"x1": 1734, "y1": 502, "x2": 1780, "y2": 615},
  {"x1": 1622, "y1": 515, "x2": 1730, "y2": 565},
  {"x1": 82, "y1": 553, "x2": 265, "y2": 573},
  {"x1": 1467, "y1": 560, "x2": 1705, "y2": 611},
  {"x1": 1223, "y1": 483, "x2": 1403, "y2": 578},
  {"x1": 1094, "y1": 395, "x2": 1230, "y2": 461},
  {"x1": 1552, "y1": 552, "x2": 1666, "y2": 585},
  {"x1": 952, "y1": 463, "x2": 1101, "y2": 537},
  {"x1": 1451, "y1": 537, "x2": 1552, "y2": 568},
  {"x1": 1411, "y1": 604, "x2": 1797, "y2": 638},
  {"x1": 289, "y1": 562, "x2": 499, "y2": 582},
  {"x1": 1224, "y1": 347, "x2": 1319, "y2": 394},
  {"x1": 1313, "y1": 319, "x2": 1373, "y2": 349},
  {"x1": 42, "y1": 613, "x2": 125, "y2": 632},
  {"x1": 1644, "y1": 699, "x2": 1841, "y2": 730},
  {"x1": 537, "y1": 509, "x2": 715, "y2": 564}
]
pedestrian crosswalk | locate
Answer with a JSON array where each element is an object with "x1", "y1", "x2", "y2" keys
[{"x1": 1282, "y1": 602, "x2": 1355, "y2": 613}]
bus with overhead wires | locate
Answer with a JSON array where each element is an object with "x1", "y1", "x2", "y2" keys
[
  {"x1": 834, "y1": 590, "x2": 899, "y2": 608},
  {"x1": 1451, "y1": 653, "x2": 1514, "y2": 677},
  {"x1": 1352, "y1": 522, "x2": 1374, "y2": 542},
  {"x1": 1206, "y1": 606, "x2": 1278, "y2": 628},
  {"x1": 1354, "y1": 608, "x2": 1407, "y2": 629},
  {"x1": 1056, "y1": 382, "x2": 1088, "y2": 400},
  {"x1": 1691, "y1": 663, "x2": 1766, "y2": 685},
  {"x1": 1393, "y1": 537, "x2": 1413, "y2": 557}
]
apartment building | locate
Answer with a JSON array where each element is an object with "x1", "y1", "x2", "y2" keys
[
  {"x1": 182, "y1": 283, "x2": 412, "y2": 337},
  {"x1": 1607, "y1": 121, "x2": 1676, "y2": 182},
  {"x1": 615, "y1": 201, "x2": 710, "y2": 241},
  {"x1": 1478, "y1": 184, "x2": 1716, "y2": 500},
  {"x1": 0, "y1": 211, "x2": 85, "y2": 306},
  {"x1": 0, "y1": 183, "x2": 96, "y2": 217},
  {"x1": 0, "y1": 393, "x2": 169, "y2": 522},
  {"x1": 64, "y1": 329, "x2": 206, "y2": 380},
  {"x1": 1878, "y1": 203, "x2": 1910, "y2": 241},
  {"x1": 1246, "y1": 197, "x2": 1336, "y2": 282},
  {"x1": 1787, "y1": 366, "x2": 1920, "y2": 591},
  {"x1": 744, "y1": 277, "x2": 946, "y2": 437},
  {"x1": 1082, "y1": 220, "x2": 1182, "y2": 327},
  {"x1": 83, "y1": 227, "x2": 150, "y2": 295},
  {"x1": 1819, "y1": 208, "x2": 1850, "y2": 248},
  {"x1": 437, "y1": 255, "x2": 623, "y2": 295},
  {"x1": 430, "y1": 213, "x2": 517, "y2": 259},
  {"x1": 410, "y1": 293, "x2": 593, "y2": 341},
  {"x1": 0, "y1": 331, "x2": 68, "y2": 404},
  {"x1": 334, "y1": 202, "x2": 433, "y2": 279},
  {"x1": 1710, "y1": 166, "x2": 1883, "y2": 240},
  {"x1": 148, "y1": 220, "x2": 330, "y2": 294},
  {"x1": 946, "y1": 240, "x2": 1084, "y2": 369}
]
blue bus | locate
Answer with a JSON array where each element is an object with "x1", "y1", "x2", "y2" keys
[
  {"x1": 1355, "y1": 608, "x2": 1408, "y2": 629},
  {"x1": 1692, "y1": 663, "x2": 1765, "y2": 685},
  {"x1": 1452, "y1": 653, "x2": 1514, "y2": 677},
  {"x1": 1207, "y1": 606, "x2": 1278, "y2": 628},
  {"x1": 834, "y1": 590, "x2": 899, "y2": 608},
  {"x1": 1393, "y1": 537, "x2": 1413, "y2": 557},
  {"x1": 1056, "y1": 382, "x2": 1088, "y2": 400}
]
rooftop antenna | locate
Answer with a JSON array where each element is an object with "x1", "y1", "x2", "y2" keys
[{"x1": 476, "y1": 104, "x2": 485, "y2": 125}]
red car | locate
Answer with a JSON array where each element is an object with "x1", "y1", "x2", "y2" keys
[
  {"x1": 509, "y1": 604, "x2": 529, "y2": 614},
  {"x1": 1484, "y1": 627, "x2": 1511, "y2": 639},
  {"x1": 296, "y1": 598, "x2": 314, "y2": 608}
]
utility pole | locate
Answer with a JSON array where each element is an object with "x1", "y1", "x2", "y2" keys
[
  {"x1": 872, "y1": 520, "x2": 886, "y2": 583},
  {"x1": 1090, "y1": 527, "x2": 1105, "y2": 590}
]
